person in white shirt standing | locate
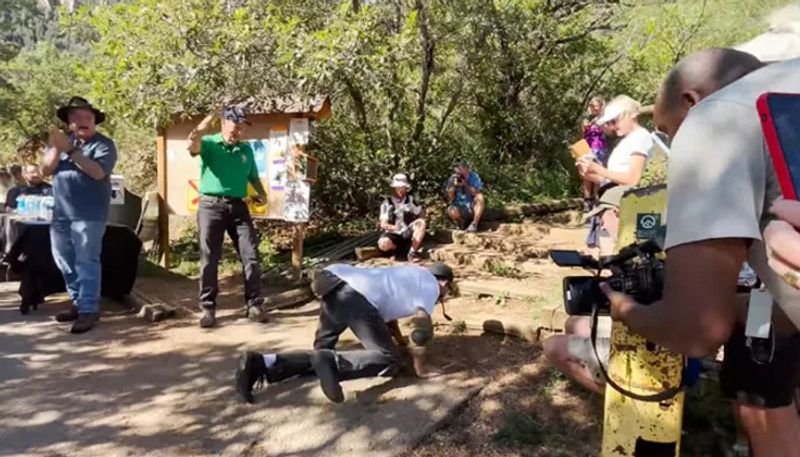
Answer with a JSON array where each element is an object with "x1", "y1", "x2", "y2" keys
[
  {"x1": 235, "y1": 262, "x2": 455, "y2": 404},
  {"x1": 576, "y1": 94, "x2": 653, "y2": 255}
]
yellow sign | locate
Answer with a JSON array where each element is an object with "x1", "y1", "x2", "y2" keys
[
  {"x1": 187, "y1": 179, "x2": 200, "y2": 212},
  {"x1": 602, "y1": 184, "x2": 684, "y2": 457},
  {"x1": 247, "y1": 180, "x2": 268, "y2": 217},
  {"x1": 186, "y1": 179, "x2": 269, "y2": 217}
]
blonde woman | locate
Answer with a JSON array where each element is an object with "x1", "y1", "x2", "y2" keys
[
  {"x1": 579, "y1": 95, "x2": 653, "y2": 190},
  {"x1": 548, "y1": 95, "x2": 655, "y2": 394},
  {"x1": 578, "y1": 95, "x2": 653, "y2": 253}
]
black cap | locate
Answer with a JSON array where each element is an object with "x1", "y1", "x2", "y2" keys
[
  {"x1": 427, "y1": 262, "x2": 454, "y2": 283},
  {"x1": 222, "y1": 106, "x2": 252, "y2": 125},
  {"x1": 57, "y1": 96, "x2": 106, "y2": 124}
]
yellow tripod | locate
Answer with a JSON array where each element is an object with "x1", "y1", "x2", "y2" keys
[{"x1": 601, "y1": 185, "x2": 685, "y2": 457}]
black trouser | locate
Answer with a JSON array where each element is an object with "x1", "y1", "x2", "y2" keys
[
  {"x1": 198, "y1": 195, "x2": 262, "y2": 310},
  {"x1": 268, "y1": 280, "x2": 401, "y2": 383}
]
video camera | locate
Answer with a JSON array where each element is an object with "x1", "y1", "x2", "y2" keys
[{"x1": 549, "y1": 239, "x2": 665, "y2": 316}]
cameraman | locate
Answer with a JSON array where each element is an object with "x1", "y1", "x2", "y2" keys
[
  {"x1": 445, "y1": 161, "x2": 484, "y2": 232},
  {"x1": 605, "y1": 49, "x2": 800, "y2": 457}
]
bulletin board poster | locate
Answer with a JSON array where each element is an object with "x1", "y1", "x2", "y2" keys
[
  {"x1": 249, "y1": 139, "x2": 269, "y2": 179},
  {"x1": 246, "y1": 180, "x2": 268, "y2": 217},
  {"x1": 283, "y1": 179, "x2": 310, "y2": 223},
  {"x1": 267, "y1": 129, "x2": 289, "y2": 219},
  {"x1": 187, "y1": 179, "x2": 200, "y2": 212},
  {"x1": 290, "y1": 118, "x2": 310, "y2": 146},
  {"x1": 186, "y1": 178, "x2": 268, "y2": 217}
]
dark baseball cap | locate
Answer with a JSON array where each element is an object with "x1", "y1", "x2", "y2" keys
[
  {"x1": 427, "y1": 262, "x2": 454, "y2": 283},
  {"x1": 221, "y1": 106, "x2": 252, "y2": 125}
]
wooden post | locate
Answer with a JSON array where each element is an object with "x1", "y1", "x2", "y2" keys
[
  {"x1": 292, "y1": 223, "x2": 306, "y2": 279},
  {"x1": 156, "y1": 129, "x2": 170, "y2": 267}
]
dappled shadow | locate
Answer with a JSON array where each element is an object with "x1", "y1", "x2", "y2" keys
[
  {"x1": 407, "y1": 331, "x2": 602, "y2": 457},
  {"x1": 0, "y1": 284, "x2": 489, "y2": 457}
]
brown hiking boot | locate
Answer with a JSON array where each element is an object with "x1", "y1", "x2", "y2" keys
[
  {"x1": 246, "y1": 298, "x2": 270, "y2": 323},
  {"x1": 55, "y1": 306, "x2": 79, "y2": 323},
  {"x1": 199, "y1": 308, "x2": 216, "y2": 328},
  {"x1": 70, "y1": 313, "x2": 99, "y2": 334}
]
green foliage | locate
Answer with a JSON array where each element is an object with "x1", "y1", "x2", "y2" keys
[
  {"x1": 450, "y1": 319, "x2": 467, "y2": 335},
  {"x1": 0, "y1": 0, "x2": 786, "y2": 217},
  {"x1": 616, "y1": 0, "x2": 788, "y2": 102},
  {"x1": 486, "y1": 262, "x2": 523, "y2": 280},
  {"x1": 0, "y1": 42, "x2": 88, "y2": 162}
]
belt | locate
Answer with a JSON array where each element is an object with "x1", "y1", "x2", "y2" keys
[{"x1": 201, "y1": 195, "x2": 244, "y2": 203}]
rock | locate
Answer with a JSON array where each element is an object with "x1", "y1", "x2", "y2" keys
[{"x1": 138, "y1": 303, "x2": 177, "y2": 323}]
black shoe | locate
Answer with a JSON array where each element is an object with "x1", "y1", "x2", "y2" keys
[
  {"x1": 55, "y1": 306, "x2": 79, "y2": 323},
  {"x1": 310, "y1": 349, "x2": 344, "y2": 403},
  {"x1": 70, "y1": 313, "x2": 99, "y2": 334},
  {"x1": 199, "y1": 308, "x2": 216, "y2": 328},
  {"x1": 235, "y1": 351, "x2": 268, "y2": 404}
]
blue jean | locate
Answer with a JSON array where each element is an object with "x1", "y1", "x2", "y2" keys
[{"x1": 50, "y1": 219, "x2": 106, "y2": 314}]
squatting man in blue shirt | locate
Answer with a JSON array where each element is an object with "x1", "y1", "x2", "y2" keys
[{"x1": 235, "y1": 262, "x2": 455, "y2": 404}]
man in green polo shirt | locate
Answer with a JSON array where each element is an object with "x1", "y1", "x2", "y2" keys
[{"x1": 187, "y1": 106, "x2": 269, "y2": 328}]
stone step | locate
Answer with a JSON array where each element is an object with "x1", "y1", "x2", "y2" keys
[
  {"x1": 478, "y1": 222, "x2": 552, "y2": 238},
  {"x1": 531, "y1": 210, "x2": 584, "y2": 228},
  {"x1": 430, "y1": 247, "x2": 510, "y2": 271},
  {"x1": 457, "y1": 278, "x2": 542, "y2": 301},
  {"x1": 430, "y1": 245, "x2": 552, "y2": 271},
  {"x1": 452, "y1": 232, "x2": 550, "y2": 256}
]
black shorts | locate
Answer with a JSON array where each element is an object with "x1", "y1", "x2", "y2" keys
[
  {"x1": 380, "y1": 233, "x2": 412, "y2": 255},
  {"x1": 447, "y1": 205, "x2": 474, "y2": 229},
  {"x1": 720, "y1": 325, "x2": 800, "y2": 408}
]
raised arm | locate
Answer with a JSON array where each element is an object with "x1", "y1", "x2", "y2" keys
[
  {"x1": 188, "y1": 113, "x2": 217, "y2": 157},
  {"x1": 46, "y1": 128, "x2": 114, "y2": 181},
  {"x1": 41, "y1": 143, "x2": 60, "y2": 177}
]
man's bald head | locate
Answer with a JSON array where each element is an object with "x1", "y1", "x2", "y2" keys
[{"x1": 654, "y1": 48, "x2": 764, "y2": 138}]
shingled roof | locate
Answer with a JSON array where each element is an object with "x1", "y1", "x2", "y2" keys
[
  {"x1": 237, "y1": 95, "x2": 330, "y2": 116},
  {"x1": 173, "y1": 95, "x2": 331, "y2": 120}
]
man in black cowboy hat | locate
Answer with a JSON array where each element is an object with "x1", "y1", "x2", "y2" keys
[
  {"x1": 234, "y1": 262, "x2": 455, "y2": 404},
  {"x1": 42, "y1": 96, "x2": 117, "y2": 334},
  {"x1": 187, "y1": 106, "x2": 269, "y2": 328}
]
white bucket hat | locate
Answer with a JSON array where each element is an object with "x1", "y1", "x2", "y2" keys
[{"x1": 390, "y1": 173, "x2": 411, "y2": 189}]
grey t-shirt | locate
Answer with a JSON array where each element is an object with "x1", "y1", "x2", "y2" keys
[
  {"x1": 52, "y1": 133, "x2": 117, "y2": 222},
  {"x1": 665, "y1": 58, "x2": 800, "y2": 329}
]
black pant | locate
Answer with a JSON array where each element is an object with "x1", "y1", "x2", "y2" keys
[
  {"x1": 269, "y1": 281, "x2": 401, "y2": 383},
  {"x1": 198, "y1": 196, "x2": 262, "y2": 309}
]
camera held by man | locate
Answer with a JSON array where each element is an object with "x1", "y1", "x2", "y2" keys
[{"x1": 549, "y1": 239, "x2": 665, "y2": 316}]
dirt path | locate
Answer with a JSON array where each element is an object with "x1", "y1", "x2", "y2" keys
[{"x1": 0, "y1": 222, "x2": 732, "y2": 456}]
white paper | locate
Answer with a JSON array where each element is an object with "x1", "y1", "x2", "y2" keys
[
  {"x1": 290, "y1": 118, "x2": 310, "y2": 145},
  {"x1": 110, "y1": 175, "x2": 125, "y2": 205},
  {"x1": 745, "y1": 289, "x2": 773, "y2": 339},
  {"x1": 167, "y1": 150, "x2": 175, "y2": 161},
  {"x1": 283, "y1": 179, "x2": 310, "y2": 222},
  {"x1": 269, "y1": 129, "x2": 288, "y2": 156}
]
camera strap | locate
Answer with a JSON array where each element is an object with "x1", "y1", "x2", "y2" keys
[{"x1": 590, "y1": 305, "x2": 685, "y2": 402}]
